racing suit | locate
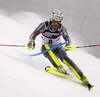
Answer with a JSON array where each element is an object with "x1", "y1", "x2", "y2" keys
[{"x1": 30, "y1": 21, "x2": 88, "y2": 83}]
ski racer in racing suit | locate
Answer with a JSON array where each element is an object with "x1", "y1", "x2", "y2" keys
[{"x1": 26, "y1": 10, "x2": 93, "y2": 89}]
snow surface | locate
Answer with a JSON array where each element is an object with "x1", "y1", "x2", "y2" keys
[{"x1": 0, "y1": 12, "x2": 100, "y2": 97}]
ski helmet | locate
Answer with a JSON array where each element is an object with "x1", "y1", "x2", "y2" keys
[{"x1": 50, "y1": 10, "x2": 63, "y2": 22}]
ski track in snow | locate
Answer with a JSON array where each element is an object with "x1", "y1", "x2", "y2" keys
[{"x1": 0, "y1": 12, "x2": 100, "y2": 97}]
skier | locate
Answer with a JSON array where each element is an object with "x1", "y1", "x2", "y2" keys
[{"x1": 26, "y1": 10, "x2": 93, "y2": 90}]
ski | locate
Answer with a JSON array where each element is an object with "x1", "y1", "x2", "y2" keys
[
  {"x1": 45, "y1": 66, "x2": 73, "y2": 78},
  {"x1": 45, "y1": 66, "x2": 94, "y2": 91}
]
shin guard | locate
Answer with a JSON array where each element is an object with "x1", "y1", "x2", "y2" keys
[
  {"x1": 42, "y1": 44, "x2": 62, "y2": 68},
  {"x1": 63, "y1": 57, "x2": 88, "y2": 83}
]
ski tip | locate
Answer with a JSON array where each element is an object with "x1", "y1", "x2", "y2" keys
[{"x1": 45, "y1": 66, "x2": 51, "y2": 72}]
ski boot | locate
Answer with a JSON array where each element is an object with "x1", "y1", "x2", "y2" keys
[
  {"x1": 85, "y1": 81, "x2": 94, "y2": 91},
  {"x1": 57, "y1": 65, "x2": 68, "y2": 74},
  {"x1": 81, "y1": 76, "x2": 94, "y2": 90}
]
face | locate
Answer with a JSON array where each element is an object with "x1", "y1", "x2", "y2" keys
[{"x1": 51, "y1": 20, "x2": 61, "y2": 29}]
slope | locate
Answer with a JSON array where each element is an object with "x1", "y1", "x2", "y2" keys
[{"x1": 0, "y1": 12, "x2": 100, "y2": 97}]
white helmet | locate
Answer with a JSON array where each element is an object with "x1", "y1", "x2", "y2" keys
[{"x1": 50, "y1": 10, "x2": 63, "y2": 22}]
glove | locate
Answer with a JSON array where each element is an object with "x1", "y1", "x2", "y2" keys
[
  {"x1": 26, "y1": 39, "x2": 35, "y2": 50},
  {"x1": 64, "y1": 43, "x2": 76, "y2": 51}
]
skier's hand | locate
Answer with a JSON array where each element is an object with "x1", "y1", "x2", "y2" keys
[
  {"x1": 64, "y1": 43, "x2": 76, "y2": 51},
  {"x1": 26, "y1": 39, "x2": 35, "y2": 50}
]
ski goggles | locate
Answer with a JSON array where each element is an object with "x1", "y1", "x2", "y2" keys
[{"x1": 51, "y1": 20, "x2": 61, "y2": 25}]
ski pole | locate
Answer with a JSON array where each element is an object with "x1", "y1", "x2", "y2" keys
[
  {"x1": 0, "y1": 44, "x2": 26, "y2": 47},
  {"x1": 75, "y1": 44, "x2": 100, "y2": 49},
  {"x1": 29, "y1": 41, "x2": 67, "y2": 56}
]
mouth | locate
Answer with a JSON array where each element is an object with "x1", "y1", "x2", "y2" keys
[{"x1": 53, "y1": 24, "x2": 59, "y2": 28}]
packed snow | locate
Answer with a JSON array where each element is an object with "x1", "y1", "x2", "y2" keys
[{"x1": 0, "y1": 12, "x2": 100, "y2": 97}]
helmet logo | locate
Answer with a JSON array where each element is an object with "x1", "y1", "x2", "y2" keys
[{"x1": 51, "y1": 10, "x2": 63, "y2": 22}]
